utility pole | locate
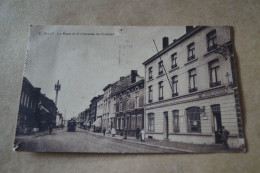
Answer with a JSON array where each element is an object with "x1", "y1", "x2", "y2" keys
[
  {"x1": 153, "y1": 39, "x2": 174, "y2": 94},
  {"x1": 54, "y1": 80, "x2": 61, "y2": 105}
]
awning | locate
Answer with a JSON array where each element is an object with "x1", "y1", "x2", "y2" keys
[
  {"x1": 92, "y1": 118, "x2": 101, "y2": 127},
  {"x1": 84, "y1": 120, "x2": 90, "y2": 126}
]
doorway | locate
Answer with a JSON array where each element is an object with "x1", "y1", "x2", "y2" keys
[
  {"x1": 212, "y1": 105, "x2": 222, "y2": 144},
  {"x1": 163, "y1": 111, "x2": 169, "y2": 140}
]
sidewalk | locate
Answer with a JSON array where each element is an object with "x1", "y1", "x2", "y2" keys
[
  {"x1": 86, "y1": 130, "x2": 240, "y2": 153},
  {"x1": 16, "y1": 128, "x2": 61, "y2": 139}
]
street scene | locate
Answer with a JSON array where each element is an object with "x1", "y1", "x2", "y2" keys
[
  {"x1": 15, "y1": 128, "x2": 183, "y2": 153},
  {"x1": 14, "y1": 26, "x2": 246, "y2": 153}
]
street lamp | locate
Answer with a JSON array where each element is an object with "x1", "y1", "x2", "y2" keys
[{"x1": 54, "y1": 80, "x2": 61, "y2": 105}]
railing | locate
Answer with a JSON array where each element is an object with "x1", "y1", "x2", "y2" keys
[
  {"x1": 189, "y1": 87, "x2": 197, "y2": 93},
  {"x1": 210, "y1": 81, "x2": 221, "y2": 87},
  {"x1": 172, "y1": 93, "x2": 179, "y2": 97},
  {"x1": 171, "y1": 64, "x2": 178, "y2": 69},
  {"x1": 187, "y1": 55, "x2": 195, "y2": 61}
]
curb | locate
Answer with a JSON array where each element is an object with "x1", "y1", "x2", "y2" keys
[{"x1": 87, "y1": 131, "x2": 193, "y2": 153}]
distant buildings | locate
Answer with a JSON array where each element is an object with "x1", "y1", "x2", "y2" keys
[{"x1": 16, "y1": 77, "x2": 58, "y2": 135}]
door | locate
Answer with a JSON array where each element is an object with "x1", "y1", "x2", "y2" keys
[
  {"x1": 163, "y1": 112, "x2": 169, "y2": 140},
  {"x1": 212, "y1": 105, "x2": 222, "y2": 144}
]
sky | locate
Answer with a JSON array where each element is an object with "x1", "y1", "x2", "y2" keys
[{"x1": 24, "y1": 25, "x2": 185, "y2": 120}]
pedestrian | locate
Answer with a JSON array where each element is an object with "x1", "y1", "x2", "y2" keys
[
  {"x1": 49, "y1": 124, "x2": 53, "y2": 135},
  {"x1": 136, "y1": 127, "x2": 140, "y2": 139},
  {"x1": 140, "y1": 129, "x2": 145, "y2": 142},
  {"x1": 221, "y1": 126, "x2": 230, "y2": 149},
  {"x1": 123, "y1": 128, "x2": 127, "y2": 139},
  {"x1": 103, "y1": 127, "x2": 106, "y2": 136},
  {"x1": 111, "y1": 127, "x2": 116, "y2": 137}
]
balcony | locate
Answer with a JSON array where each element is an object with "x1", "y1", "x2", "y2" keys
[
  {"x1": 172, "y1": 93, "x2": 179, "y2": 97},
  {"x1": 158, "y1": 71, "x2": 164, "y2": 75},
  {"x1": 189, "y1": 87, "x2": 197, "y2": 93},
  {"x1": 187, "y1": 55, "x2": 195, "y2": 61},
  {"x1": 207, "y1": 44, "x2": 217, "y2": 52},
  {"x1": 210, "y1": 81, "x2": 221, "y2": 88},
  {"x1": 171, "y1": 64, "x2": 178, "y2": 69}
]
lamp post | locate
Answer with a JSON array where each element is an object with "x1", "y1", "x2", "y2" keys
[{"x1": 54, "y1": 80, "x2": 61, "y2": 105}]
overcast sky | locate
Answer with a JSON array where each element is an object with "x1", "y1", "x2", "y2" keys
[{"x1": 24, "y1": 25, "x2": 185, "y2": 120}]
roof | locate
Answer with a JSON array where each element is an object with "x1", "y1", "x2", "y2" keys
[
  {"x1": 142, "y1": 26, "x2": 206, "y2": 66},
  {"x1": 103, "y1": 84, "x2": 111, "y2": 91}
]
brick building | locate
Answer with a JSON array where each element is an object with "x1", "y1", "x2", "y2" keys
[
  {"x1": 16, "y1": 77, "x2": 57, "y2": 134},
  {"x1": 112, "y1": 70, "x2": 145, "y2": 136}
]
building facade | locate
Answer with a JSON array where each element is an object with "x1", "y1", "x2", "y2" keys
[
  {"x1": 88, "y1": 95, "x2": 103, "y2": 131},
  {"x1": 143, "y1": 26, "x2": 244, "y2": 148},
  {"x1": 16, "y1": 77, "x2": 57, "y2": 135},
  {"x1": 113, "y1": 71, "x2": 145, "y2": 136},
  {"x1": 96, "y1": 95, "x2": 104, "y2": 130}
]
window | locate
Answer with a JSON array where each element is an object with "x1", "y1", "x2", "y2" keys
[
  {"x1": 148, "y1": 67, "x2": 153, "y2": 80},
  {"x1": 135, "y1": 96, "x2": 139, "y2": 108},
  {"x1": 119, "y1": 101, "x2": 122, "y2": 111},
  {"x1": 148, "y1": 86, "x2": 153, "y2": 103},
  {"x1": 172, "y1": 76, "x2": 178, "y2": 97},
  {"x1": 188, "y1": 68, "x2": 197, "y2": 93},
  {"x1": 173, "y1": 110, "x2": 179, "y2": 132},
  {"x1": 209, "y1": 59, "x2": 221, "y2": 87},
  {"x1": 121, "y1": 117, "x2": 125, "y2": 129},
  {"x1": 20, "y1": 91, "x2": 24, "y2": 105},
  {"x1": 126, "y1": 93, "x2": 130, "y2": 110},
  {"x1": 187, "y1": 42, "x2": 195, "y2": 61},
  {"x1": 126, "y1": 115, "x2": 130, "y2": 129},
  {"x1": 158, "y1": 61, "x2": 164, "y2": 75},
  {"x1": 207, "y1": 30, "x2": 217, "y2": 51},
  {"x1": 158, "y1": 81, "x2": 164, "y2": 100},
  {"x1": 171, "y1": 53, "x2": 177, "y2": 69},
  {"x1": 131, "y1": 115, "x2": 136, "y2": 130},
  {"x1": 137, "y1": 115, "x2": 142, "y2": 129},
  {"x1": 117, "y1": 118, "x2": 121, "y2": 129},
  {"x1": 147, "y1": 113, "x2": 155, "y2": 132},
  {"x1": 186, "y1": 107, "x2": 201, "y2": 133},
  {"x1": 114, "y1": 103, "x2": 116, "y2": 113}
]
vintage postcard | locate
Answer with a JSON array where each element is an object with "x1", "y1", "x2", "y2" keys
[{"x1": 14, "y1": 25, "x2": 246, "y2": 153}]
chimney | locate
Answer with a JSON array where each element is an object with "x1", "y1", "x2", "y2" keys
[
  {"x1": 131, "y1": 70, "x2": 137, "y2": 83},
  {"x1": 162, "y1": 37, "x2": 169, "y2": 49},
  {"x1": 186, "y1": 26, "x2": 193, "y2": 33}
]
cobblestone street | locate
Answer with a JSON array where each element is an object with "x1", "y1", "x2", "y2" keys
[{"x1": 15, "y1": 129, "x2": 183, "y2": 153}]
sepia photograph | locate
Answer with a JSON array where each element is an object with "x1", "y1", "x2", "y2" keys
[{"x1": 14, "y1": 25, "x2": 246, "y2": 153}]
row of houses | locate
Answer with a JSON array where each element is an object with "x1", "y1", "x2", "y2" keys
[
  {"x1": 16, "y1": 77, "x2": 59, "y2": 135},
  {"x1": 78, "y1": 26, "x2": 244, "y2": 148}
]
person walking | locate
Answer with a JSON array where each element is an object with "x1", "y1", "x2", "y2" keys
[
  {"x1": 136, "y1": 127, "x2": 141, "y2": 139},
  {"x1": 102, "y1": 127, "x2": 106, "y2": 136},
  {"x1": 49, "y1": 123, "x2": 53, "y2": 135},
  {"x1": 140, "y1": 129, "x2": 145, "y2": 142},
  {"x1": 221, "y1": 126, "x2": 230, "y2": 149}
]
